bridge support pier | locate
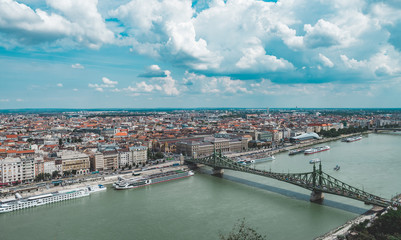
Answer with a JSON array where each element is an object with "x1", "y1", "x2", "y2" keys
[
  {"x1": 187, "y1": 163, "x2": 199, "y2": 170},
  {"x1": 212, "y1": 167, "x2": 224, "y2": 176},
  {"x1": 310, "y1": 191, "x2": 324, "y2": 203}
]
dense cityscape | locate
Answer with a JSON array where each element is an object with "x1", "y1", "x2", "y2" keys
[
  {"x1": 1, "y1": 108, "x2": 401, "y2": 239},
  {"x1": 0, "y1": 108, "x2": 400, "y2": 188}
]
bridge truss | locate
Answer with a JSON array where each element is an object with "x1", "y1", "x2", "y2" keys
[{"x1": 186, "y1": 152, "x2": 391, "y2": 207}]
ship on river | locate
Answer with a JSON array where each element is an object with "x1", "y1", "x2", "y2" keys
[
  {"x1": 237, "y1": 155, "x2": 275, "y2": 164},
  {"x1": 0, "y1": 185, "x2": 105, "y2": 214},
  {"x1": 289, "y1": 149, "x2": 305, "y2": 155},
  {"x1": 113, "y1": 169, "x2": 194, "y2": 190},
  {"x1": 304, "y1": 146, "x2": 330, "y2": 155},
  {"x1": 341, "y1": 136, "x2": 362, "y2": 142}
]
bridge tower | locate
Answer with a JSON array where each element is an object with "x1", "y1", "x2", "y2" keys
[
  {"x1": 212, "y1": 149, "x2": 224, "y2": 176},
  {"x1": 310, "y1": 162, "x2": 324, "y2": 202}
]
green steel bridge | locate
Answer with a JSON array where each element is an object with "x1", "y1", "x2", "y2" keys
[{"x1": 186, "y1": 151, "x2": 392, "y2": 208}]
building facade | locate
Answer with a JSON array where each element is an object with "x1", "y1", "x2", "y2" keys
[{"x1": 59, "y1": 151, "x2": 90, "y2": 175}]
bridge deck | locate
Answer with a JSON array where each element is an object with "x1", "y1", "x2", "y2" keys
[{"x1": 186, "y1": 153, "x2": 391, "y2": 207}]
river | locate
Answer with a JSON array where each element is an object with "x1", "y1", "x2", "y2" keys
[{"x1": 1, "y1": 133, "x2": 400, "y2": 240}]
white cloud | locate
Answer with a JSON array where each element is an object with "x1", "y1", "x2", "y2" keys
[
  {"x1": 73, "y1": 88, "x2": 78, "y2": 91},
  {"x1": 235, "y1": 40, "x2": 294, "y2": 71},
  {"x1": 111, "y1": 0, "x2": 301, "y2": 74},
  {"x1": 123, "y1": 67, "x2": 180, "y2": 96},
  {"x1": 304, "y1": 19, "x2": 352, "y2": 48},
  {"x1": 88, "y1": 77, "x2": 118, "y2": 92},
  {"x1": 89, "y1": 77, "x2": 118, "y2": 91},
  {"x1": 135, "y1": 81, "x2": 155, "y2": 93},
  {"x1": 183, "y1": 72, "x2": 251, "y2": 95},
  {"x1": 0, "y1": 99, "x2": 9, "y2": 102},
  {"x1": 340, "y1": 45, "x2": 401, "y2": 77},
  {"x1": 1, "y1": 0, "x2": 401, "y2": 85},
  {"x1": 318, "y1": 53, "x2": 334, "y2": 68},
  {"x1": 16, "y1": 98, "x2": 24, "y2": 102},
  {"x1": 138, "y1": 65, "x2": 168, "y2": 78},
  {"x1": 57, "y1": 83, "x2": 63, "y2": 87},
  {"x1": 71, "y1": 63, "x2": 84, "y2": 69},
  {"x1": 340, "y1": 55, "x2": 367, "y2": 69},
  {"x1": 0, "y1": 0, "x2": 114, "y2": 48},
  {"x1": 370, "y1": 3, "x2": 401, "y2": 26},
  {"x1": 158, "y1": 71, "x2": 180, "y2": 96},
  {"x1": 102, "y1": 77, "x2": 118, "y2": 86}
]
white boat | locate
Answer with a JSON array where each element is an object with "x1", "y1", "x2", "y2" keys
[
  {"x1": 309, "y1": 158, "x2": 321, "y2": 164},
  {"x1": 249, "y1": 155, "x2": 275, "y2": 163},
  {"x1": 304, "y1": 146, "x2": 330, "y2": 155},
  {"x1": 342, "y1": 136, "x2": 362, "y2": 142},
  {"x1": 87, "y1": 184, "x2": 107, "y2": 193},
  {"x1": 0, "y1": 187, "x2": 90, "y2": 214},
  {"x1": 113, "y1": 169, "x2": 194, "y2": 190}
]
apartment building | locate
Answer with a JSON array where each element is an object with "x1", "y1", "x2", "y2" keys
[
  {"x1": 58, "y1": 151, "x2": 90, "y2": 175},
  {"x1": 0, "y1": 157, "x2": 35, "y2": 185}
]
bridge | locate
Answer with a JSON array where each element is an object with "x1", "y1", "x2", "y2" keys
[
  {"x1": 370, "y1": 127, "x2": 401, "y2": 132},
  {"x1": 186, "y1": 151, "x2": 392, "y2": 207}
]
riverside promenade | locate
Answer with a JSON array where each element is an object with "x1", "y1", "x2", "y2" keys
[
  {"x1": 0, "y1": 161, "x2": 185, "y2": 201},
  {"x1": 225, "y1": 132, "x2": 370, "y2": 159}
]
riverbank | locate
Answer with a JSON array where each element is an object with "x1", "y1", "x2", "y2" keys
[
  {"x1": 226, "y1": 132, "x2": 371, "y2": 159},
  {"x1": 315, "y1": 206, "x2": 384, "y2": 240},
  {"x1": 0, "y1": 162, "x2": 186, "y2": 201}
]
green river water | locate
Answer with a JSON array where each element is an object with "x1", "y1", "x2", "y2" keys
[{"x1": 1, "y1": 133, "x2": 400, "y2": 240}]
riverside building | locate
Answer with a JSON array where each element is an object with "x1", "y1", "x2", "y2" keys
[
  {"x1": 176, "y1": 137, "x2": 248, "y2": 157},
  {"x1": 0, "y1": 157, "x2": 35, "y2": 185},
  {"x1": 58, "y1": 151, "x2": 90, "y2": 175}
]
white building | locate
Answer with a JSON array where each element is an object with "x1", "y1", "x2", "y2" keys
[
  {"x1": 91, "y1": 152, "x2": 104, "y2": 171},
  {"x1": 0, "y1": 157, "x2": 35, "y2": 185},
  {"x1": 130, "y1": 146, "x2": 148, "y2": 165},
  {"x1": 118, "y1": 150, "x2": 132, "y2": 168},
  {"x1": 44, "y1": 160, "x2": 57, "y2": 175}
]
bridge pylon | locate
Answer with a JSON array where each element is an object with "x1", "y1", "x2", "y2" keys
[
  {"x1": 212, "y1": 167, "x2": 224, "y2": 176},
  {"x1": 310, "y1": 191, "x2": 324, "y2": 202},
  {"x1": 310, "y1": 162, "x2": 325, "y2": 202}
]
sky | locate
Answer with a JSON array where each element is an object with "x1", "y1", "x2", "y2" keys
[{"x1": 1, "y1": 0, "x2": 401, "y2": 109}]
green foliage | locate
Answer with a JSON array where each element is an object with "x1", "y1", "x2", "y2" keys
[
  {"x1": 147, "y1": 149, "x2": 164, "y2": 160},
  {"x1": 347, "y1": 208, "x2": 401, "y2": 240},
  {"x1": 34, "y1": 173, "x2": 51, "y2": 182},
  {"x1": 219, "y1": 218, "x2": 267, "y2": 240},
  {"x1": 154, "y1": 152, "x2": 164, "y2": 159},
  {"x1": 319, "y1": 126, "x2": 368, "y2": 138},
  {"x1": 52, "y1": 171, "x2": 60, "y2": 179}
]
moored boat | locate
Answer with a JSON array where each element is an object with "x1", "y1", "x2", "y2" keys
[
  {"x1": 0, "y1": 187, "x2": 90, "y2": 214},
  {"x1": 87, "y1": 184, "x2": 107, "y2": 193},
  {"x1": 237, "y1": 155, "x2": 275, "y2": 164},
  {"x1": 304, "y1": 146, "x2": 330, "y2": 155},
  {"x1": 249, "y1": 155, "x2": 275, "y2": 163},
  {"x1": 113, "y1": 169, "x2": 194, "y2": 190},
  {"x1": 342, "y1": 136, "x2": 362, "y2": 142},
  {"x1": 289, "y1": 149, "x2": 305, "y2": 155}
]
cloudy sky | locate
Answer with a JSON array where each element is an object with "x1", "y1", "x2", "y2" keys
[{"x1": 1, "y1": 0, "x2": 401, "y2": 109}]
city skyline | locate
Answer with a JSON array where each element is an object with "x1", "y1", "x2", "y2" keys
[{"x1": 1, "y1": 0, "x2": 401, "y2": 109}]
